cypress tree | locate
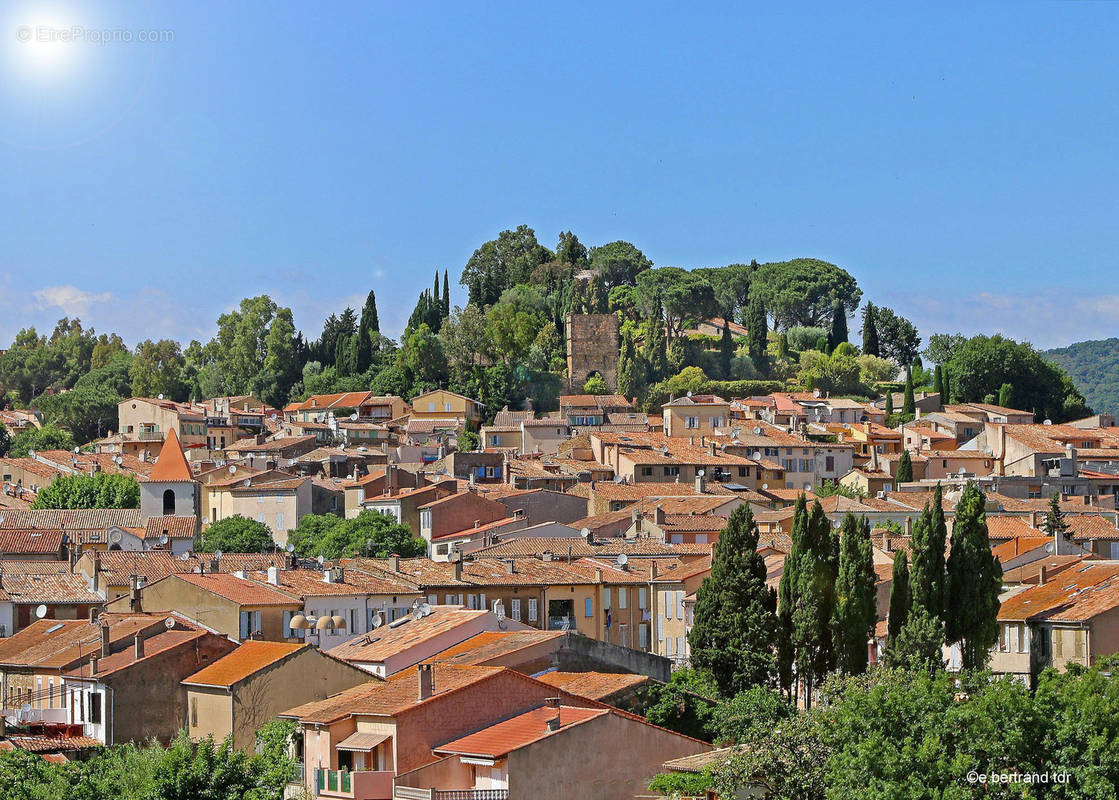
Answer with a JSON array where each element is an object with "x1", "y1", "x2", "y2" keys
[
  {"x1": 433, "y1": 270, "x2": 440, "y2": 308},
  {"x1": 903, "y1": 367, "x2": 916, "y2": 415},
  {"x1": 1042, "y1": 490, "x2": 1069, "y2": 541},
  {"x1": 355, "y1": 291, "x2": 379, "y2": 373},
  {"x1": 718, "y1": 322, "x2": 734, "y2": 380},
  {"x1": 945, "y1": 482, "x2": 1003, "y2": 670},
  {"x1": 689, "y1": 505, "x2": 779, "y2": 696},
  {"x1": 829, "y1": 300, "x2": 848, "y2": 351},
  {"x1": 790, "y1": 500, "x2": 838, "y2": 707},
  {"x1": 643, "y1": 316, "x2": 669, "y2": 383},
  {"x1": 942, "y1": 369, "x2": 952, "y2": 405},
  {"x1": 746, "y1": 296, "x2": 769, "y2": 376},
  {"x1": 861, "y1": 303, "x2": 879, "y2": 357},
  {"x1": 617, "y1": 329, "x2": 644, "y2": 401},
  {"x1": 928, "y1": 484, "x2": 949, "y2": 616},
  {"x1": 776, "y1": 494, "x2": 808, "y2": 700},
  {"x1": 886, "y1": 604, "x2": 943, "y2": 674},
  {"x1": 998, "y1": 382, "x2": 1014, "y2": 409},
  {"x1": 896, "y1": 451, "x2": 913, "y2": 483},
  {"x1": 884, "y1": 389, "x2": 894, "y2": 417},
  {"x1": 887, "y1": 550, "x2": 910, "y2": 643},
  {"x1": 776, "y1": 332, "x2": 789, "y2": 361},
  {"x1": 443, "y1": 269, "x2": 451, "y2": 318},
  {"x1": 933, "y1": 364, "x2": 943, "y2": 399},
  {"x1": 334, "y1": 334, "x2": 351, "y2": 375},
  {"x1": 832, "y1": 514, "x2": 877, "y2": 675}
]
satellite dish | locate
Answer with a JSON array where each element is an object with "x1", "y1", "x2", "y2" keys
[
  {"x1": 958, "y1": 467, "x2": 967, "y2": 475},
  {"x1": 762, "y1": 483, "x2": 769, "y2": 490},
  {"x1": 371, "y1": 613, "x2": 384, "y2": 629},
  {"x1": 286, "y1": 543, "x2": 295, "y2": 553},
  {"x1": 497, "y1": 618, "x2": 508, "y2": 630},
  {"x1": 1043, "y1": 419, "x2": 1052, "y2": 426},
  {"x1": 158, "y1": 534, "x2": 169, "y2": 545},
  {"x1": 157, "y1": 394, "x2": 164, "y2": 400},
  {"x1": 616, "y1": 553, "x2": 628, "y2": 567},
  {"x1": 2, "y1": 483, "x2": 9, "y2": 493},
  {"x1": 613, "y1": 475, "x2": 625, "y2": 483},
  {"x1": 411, "y1": 598, "x2": 421, "y2": 610},
  {"x1": 34, "y1": 604, "x2": 47, "y2": 619},
  {"x1": 109, "y1": 531, "x2": 123, "y2": 544},
  {"x1": 350, "y1": 413, "x2": 358, "y2": 421},
  {"x1": 752, "y1": 427, "x2": 762, "y2": 436},
  {"x1": 214, "y1": 550, "x2": 223, "y2": 559},
  {"x1": 164, "y1": 617, "x2": 176, "y2": 630},
  {"x1": 420, "y1": 602, "x2": 432, "y2": 616},
  {"x1": 581, "y1": 527, "x2": 591, "y2": 537},
  {"x1": 1044, "y1": 542, "x2": 1054, "y2": 553},
  {"x1": 270, "y1": 413, "x2": 278, "y2": 420},
  {"x1": 245, "y1": 479, "x2": 252, "y2": 487},
  {"x1": 411, "y1": 606, "x2": 424, "y2": 621},
  {"x1": 228, "y1": 465, "x2": 237, "y2": 475},
  {"x1": 751, "y1": 452, "x2": 762, "y2": 461},
  {"x1": 114, "y1": 455, "x2": 123, "y2": 466},
  {"x1": 179, "y1": 551, "x2": 191, "y2": 561},
  {"x1": 73, "y1": 447, "x2": 80, "y2": 454},
  {"x1": 27, "y1": 449, "x2": 35, "y2": 458},
  {"x1": 316, "y1": 555, "x2": 325, "y2": 566},
  {"x1": 697, "y1": 469, "x2": 705, "y2": 477}
]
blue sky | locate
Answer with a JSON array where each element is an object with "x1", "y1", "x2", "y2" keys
[{"x1": 2, "y1": 1, "x2": 1118, "y2": 350}]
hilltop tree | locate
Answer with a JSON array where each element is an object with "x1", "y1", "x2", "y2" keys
[
  {"x1": 884, "y1": 388, "x2": 894, "y2": 416},
  {"x1": 933, "y1": 364, "x2": 943, "y2": 399},
  {"x1": 461, "y1": 225, "x2": 553, "y2": 307},
  {"x1": 689, "y1": 505, "x2": 779, "y2": 696},
  {"x1": 945, "y1": 483, "x2": 1003, "y2": 670},
  {"x1": 831, "y1": 514, "x2": 877, "y2": 675},
  {"x1": 642, "y1": 317, "x2": 669, "y2": 383},
  {"x1": 903, "y1": 367, "x2": 916, "y2": 415},
  {"x1": 588, "y1": 240, "x2": 651, "y2": 288},
  {"x1": 895, "y1": 451, "x2": 913, "y2": 483},
  {"x1": 129, "y1": 339, "x2": 188, "y2": 401},
  {"x1": 876, "y1": 307, "x2": 921, "y2": 365},
  {"x1": 750, "y1": 259, "x2": 862, "y2": 330},
  {"x1": 861, "y1": 303, "x2": 880, "y2": 357},
  {"x1": 1042, "y1": 490, "x2": 1070, "y2": 541},
  {"x1": 442, "y1": 270, "x2": 451, "y2": 318},
  {"x1": 617, "y1": 329, "x2": 645, "y2": 401},
  {"x1": 718, "y1": 323, "x2": 734, "y2": 379},
  {"x1": 200, "y1": 515, "x2": 276, "y2": 553},
  {"x1": 999, "y1": 381, "x2": 1015, "y2": 409},
  {"x1": 886, "y1": 550, "x2": 910, "y2": 643},
  {"x1": 354, "y1": 291, "x2": 380, "y2": 373}
]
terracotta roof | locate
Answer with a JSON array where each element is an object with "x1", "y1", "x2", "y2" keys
[
  {"x1": 983, "y1": 516, "x2": 1039, "y2": 542},
  {"x1": 228, "y1": 435, "x2": 317, "y2": 452},
  {"x1": 1066, "y1": 515, "x2": 1119, "y2": 541},
  {"x1": 6, "y1": 735, "x2": 101, "y2": 753},
  {"x1": 142, "y1": 515, "x2": 197, "y2": 540},
  {"x1": 533, "y1": 671, "x2": 649, "y2": 700},
  {"x1": 0, "y1": 559, "x2": 70, "y2": 575},
  {"x1": 173, "y1": 573, "x2": 299, "y2": 606},
  {"x1": 183, "y1": 641, "x2": 306, "y2": 687},
  {"x1": 244, "y1": 568, "x2": 419, "y2": 597},
  {"x1": 146, "y1": 428, "x2": 194, "y2": 482},
  {"x1": 0, "y1": 508, "x2": 141, "y2": 531},
  {"x1": 3, "y1": 572, "x2": 101, "y2": 604},
  {"x1": 282, "y1": 664, "x2": 506, "y2": 722},
  {"x1": 434, "y1": 705, "x2": 606, "y2": 758},
  {"x1": 67, "y1": 629, "x2": 211, "y2": 678},
  {"x1": 999, "y1": 563, "x2": 1119, "y2": 622},
  {"x1": 0, "y1": 529, "x2": 65, "y2": 554},
  {"x1": 327, "y1": 607, "x2": 491, "y2": 664},
  {"x1": 992, "y1": 536, "x2": 1053, "y2": 561},
  {"x1": 466, "y1": 537, "x2": 713, "y2": 560},
  {"x1": 423, "y1": 630, "x2": 565, "y2": 666},
  {"x1": 0, "y1": 613, "x2": 194, "y2": 668},
  {"x1": 559, "y1": 395, "x2": 632, "y2": 409}
]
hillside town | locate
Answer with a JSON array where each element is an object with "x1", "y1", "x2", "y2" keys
[{"x1": 0, "y1": 298, "x2": 1117, "y2": 798}]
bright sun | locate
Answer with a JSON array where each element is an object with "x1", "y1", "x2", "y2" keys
[{"x1": 11, "y1": 12, "x2": 79, "y2": 78}]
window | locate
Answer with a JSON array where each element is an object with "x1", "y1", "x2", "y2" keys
[
  {"x1": 676, "y1": 636, "x2": 684, "y2": 656},
  {"x1": 528, "y1": 598, "x2": 538, "y2": 622},
  {"x1": 664, "y1": 466, "x2": 680, "y2": 477},
  {"x1": 641, "y1": 467, "x2": 654, "y2": 477},
  {"x1": 676, "y1": 591, "x2": 684, "y2": 618},
  {"x1": 162, "y1": 489, "x2": 176, "y2": 515},
  {"x1": 256, "y1": 513, "x2": 265, "y2": 523},
  {"x1": 1053, "y1": 629, "x2": 1063, "y2": 657},
  {"x1": 639, "y1": 624, "x2": 648, "y2": 648},
  {"x1": 664, "y1": 593, "x2": 673, "y2": 620},
  {"x1": 428, "y1": 402, "x2": 435, "y2": 412},
  {"x1": 638, "y1": 587, "x2": 647, "y2": 609},
  {"x1": 618, "y1": 588, "x2": 627, "y2": 609},
  {"x1": 825, "y1": 456, "x2": 834, "y2": 472},
  {"x1": 711, "y1": 417, "x2": 723, "y2": 428},
  {"x1": 191, "y1": 697, "x2": 198, "y2": 726},
  {"x1": 666, "y1": 637, "x2": 674, "y2": 656},
  {"x1": 511, "y1": 598, "x2": 521, "y2": 620},
  {"x1": 258, "y1": 493, "x2": 265, "y2": 503},
  {"x1": 584, "y1": 598, "x2": 593, "y2": 617},
  {"x1": 685, "y1": 416, "x2": 699, "y2": 429},
  {"x1": 603, "y1": 588, "x2": 611, "y2": 610},
  {"x1": 276, "y1": 494, "x2": 283, "y2": 503},
  {"x1": 89, "y1": 693, "x2": 102, "y2": 725},
  {"x1": 276, "y1": 513, "x2": 284, "y2": 530},
  {"x1": 282, "y1": 610, "x2": 293, "y2": 637},
  {"x1": 1074, "y1": 629, "x2": 1085, "y2": 658},
  {"x1": 436, "y1": 544, "x2": 448, "y2": 555},
  {"x1": 444, "y1": 402, "x2": 452, "y2": 412}
]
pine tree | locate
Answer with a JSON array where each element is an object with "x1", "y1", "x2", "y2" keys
[
  {"x1": 689, "y1": 505, "x2": 779, "y2": 696},
  {"x1": 861, "y1": 303, "x2": 879, "y2": 357},
  {"x1": 718, "y1": 322, "x2": 734, "y2": 380},
  {"x1": 998, "y1": 382, "x2": 1014, "y2": 409},
  {"x1": 903, "y1": 367, "x2": 916, "y2": 415},
  {"x1": 617, "y1": 329, "x2": 644, "y2": 401},
  {"x1": 832, "y1": 514, "x2": 877, "y2": 675},
  {"x1": 945, "y1": 482, "x2": 1003, "y2": 670},
  {"x1": 442, "y1": 269, "x2": 451, "y2": 318},
  {"x1": 829, "y1": 300, "x2": 848, "y2": 352},
  {"x1": 896, "y1": 451, "x2": 913, "y2": 483},
  {"x1": 745, "y1": 296, "x2": 768, "y2": 375},
  {"x1": 887, "y1": 550, "x2": 910, "y2": 643},
  {"x1": 1042, "y1": 490, "x2": 1069, "y2": 541}
]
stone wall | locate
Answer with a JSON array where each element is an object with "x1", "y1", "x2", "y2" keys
[{"x1": 565, "y1": 314, "x2": 619, "y2": 392}]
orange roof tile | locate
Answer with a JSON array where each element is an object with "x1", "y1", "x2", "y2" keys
[
  {"x1": 434, "y1": 705, "x2": 606, "y2": 758},
  {"x1": 146, "y1": 429, "x2": 193, "y2": 482},
  {"x1": 173, "y1": 573, "x2": 299, "y2": 606},
  {"x1": 183, "y1": 641, "x2": 306, "y2": 687},
  {"x1": 533, "y1": 671, "x2": 649, "y2": 701}
]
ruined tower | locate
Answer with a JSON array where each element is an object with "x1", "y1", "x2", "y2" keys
[{"x1": 565, "y1": 312, "x2": 619, "y2": 392}]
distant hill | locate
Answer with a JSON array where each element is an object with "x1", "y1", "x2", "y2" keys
[{"x1": 1044, "y1": 338, "x2": 1119, "y2": 415}]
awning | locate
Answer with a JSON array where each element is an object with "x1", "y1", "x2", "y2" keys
[{"x1": 336, "y1": 732, "x2": 390, "y2": 751}]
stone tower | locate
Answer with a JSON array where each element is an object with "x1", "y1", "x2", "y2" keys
[
  {"x1": 139, "y1": 428, "x2": 200, "y2": 523},
  {"x1": 565, "y1": 312, "x2": 619, "y2": 392}
]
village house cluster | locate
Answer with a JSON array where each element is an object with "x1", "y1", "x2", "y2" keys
[{"x1": 1, "y1": 355, "x2": 1118, "y2": 798}]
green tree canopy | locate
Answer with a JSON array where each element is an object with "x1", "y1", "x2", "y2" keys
[
  {"x1": 200, "y1": 515, "x2": 275, "y2": 553},
  {"x1": 751, "y1": 259, "x2": 862, "y2": 330},
  {"x1": 32, "y1": 473, "x2": 140, "y2": 510},
  {"x1": 286, "y1": 510, "x2": 425, "y2": 560}
]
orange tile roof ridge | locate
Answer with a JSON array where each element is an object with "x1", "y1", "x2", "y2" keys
[{"x1": 145, "y1": 428, "x2": 194, "y2": 482}]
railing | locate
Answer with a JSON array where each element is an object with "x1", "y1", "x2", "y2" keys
[
  {"x1": 434, "y1": 791, "x2": 508, "y2": 800},
  {"x1": 136, "y1": 431, "x2": 164, "y2": 441},
  {"x1": 315, "y1": 768, "x2": 394, "y2": 798},
  {"x1": 547, "y1": 615, "x2": 577, "y2": 631}
]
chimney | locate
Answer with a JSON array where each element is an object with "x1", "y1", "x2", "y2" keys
[
  {"x1": 417, "y1": 663, "x2": 435, "y2": 701},
  {"x1": 709, "y1": 441, "x2": 717, "y2": 457},
  {"x1": 595, "y1": 567, "x2": 603, "y2": 583},
  {"x1": 1030, "y1": 510, "x2": 1038, "y2": 529},
  {"x1": 546, "y1": 696, "x2": 561, "y2": 731},
  {"x1": 101, "y1": 624, "x2": 110, "y2": 658},
  {"x1": 650, "y1": 561, "x2": 659, "y2": 580},
  {"x1": 1039, "y1": 565, "x2": 1048, "y2": 586},
  {"x1": 89, "y1": 607, "x2": 99, "y2": 623},
  {"x1": 904, "y1": 517, "x2": 912, "y2": 537},
  {"x1": 266, "y1": 566, "x2": 279, "y2": 585},
  {"x1": 453, "y1": 560, "x2": 462, "y2": 581},
  {"x1": 695, "y1": 473, "x2": 706, "y2": 494},
  {"x1": 134, "y1": 633, "x2": 144, "y2": 660},
  {"x1": 389, "y1": 555, "x2": 400, "y2": 573},
  {"x1": 129, "y1": 575, "x2": 142, "y2": 613},
  {"x1": 209, "y1": 555, "x2": 220, "y2": 574},
  {"x1": 504, "y1": 559, "x2": 515, "y2": 575},
  {"x1": 89, "y1": 655, "x2": 99, "y2": 676}
]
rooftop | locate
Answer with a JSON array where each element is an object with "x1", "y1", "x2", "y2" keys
[{"x1": 183, "y1": 641, "x2": 307, "y2": 687}]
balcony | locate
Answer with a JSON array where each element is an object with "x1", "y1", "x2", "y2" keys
[
  {"x1": 315, "y1": 768, "x2": 394, "y2": 799},
  {"x1": 394, "y1": 791, "x2": 508, "y2": 800},
  {"x1": 547, "y1": 615, "x2": 577, "y2": 632}
]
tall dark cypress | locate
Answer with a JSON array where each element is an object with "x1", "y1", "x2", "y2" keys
[
  {"x1": 887, "y1": 550, "x2": 910, "y2": 643},
  {"x1": 718, "y1": 322, "x2": 734, "y2": 379},
  {"x1": 746, "y1": 295, "x2": 768, "y2": 375},
  {"x1": 832, "y1": 514, "x2": 877, "y2": 675},
  {"x1": 862, "y1": 303, "x2": 879, "y2": 357},
  {"x1": 829, "y1": 300, "x2": 848, "y2": 351},
  {"x1": 443, "y1": 269, "x2": 451, "y2": 318},
  {"x1": 946, "y1": 482, "x2": 1003, "y2": 670},
  {"x1": 903, "y1": 367, "x2": 916, "y2": 415}
]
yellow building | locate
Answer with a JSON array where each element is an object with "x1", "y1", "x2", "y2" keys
[{"x1": 409, "y1": 390, "x2": 484, "y2": 426}]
